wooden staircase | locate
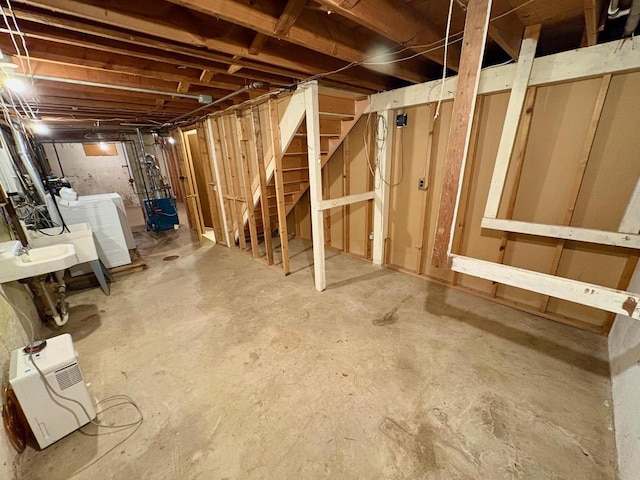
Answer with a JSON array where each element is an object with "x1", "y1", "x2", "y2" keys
[{"x1": 243, "y1": 91, "x2": 368, "y2": 242}]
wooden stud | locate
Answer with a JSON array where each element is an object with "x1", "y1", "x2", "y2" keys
[
  {"x1": 432, "y1": 0, "x2": 493, "y2": 269},
  {"x1": 372, "y1": 110, "x2": 393, "y2": 266},
  {"x1": 177, "y1": 82, "x2": 190, "y2": 94},
  {"x1": 323, "y1": 162, "x2": 332, "y2": 246},
  {"x1": 251, "y1": 106, "x2": 275, "y2": 265},
  {"x1": 304, "y1": 81, "x2": 326, "y2": 292},
  {"x1": 177, "y1": 130, "x2": 206, "y2": 238},
  {"x1": 489, "y1": 87, "x2": 538, "y2": 296},
  {"x1": 219, "y1": 116, "x2": 246, "y2": 249},
  {"x1": 416, "y1": 104, "x2": 439, "y2": 275},
  {"x1": 342, "y1": 135, "x2": 350, "y2": 253},
  {"x1": 196, "y1": 120, "x2": 224, "y2": 242},
  {"x1": 235, "y1": 113, "x2": 260, "y2": 258},
  {"x1": 539, "y1": 74, "x2": 612, "y2": 311},
  {"x1": 483, "y1": 24, "x2": 541, "y2": 220},
  {"x1": 205, "y1": 117, "x2": 232, "y2": 247},
  {"x1": 268, "y1": 98, "x2": 291, "y2": 274}
]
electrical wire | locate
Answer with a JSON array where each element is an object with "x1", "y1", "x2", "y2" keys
[
  {"x1": 0, "y1": 289, "x2": 143, "y2": 476},
  {"x1": 435, "y1": 0, "x2": 456, "y2": 120}
]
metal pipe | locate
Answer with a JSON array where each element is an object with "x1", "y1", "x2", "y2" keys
[
  {"x1": 11, "y1": 124, "x2": 47, "y2": 204},
  {"x1": 28, "y1": 74, "x2": 204, "y2": 100},
  {"x1": 624, "y1": 0, "x2": 640, "y2": 36},
  {"x1": 166, "y1": 84, "x2": 257, "y2": 125}
]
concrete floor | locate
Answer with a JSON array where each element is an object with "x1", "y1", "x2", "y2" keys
[{"x1": 18, "y1": 225, "x2": 617, "y2": 479}]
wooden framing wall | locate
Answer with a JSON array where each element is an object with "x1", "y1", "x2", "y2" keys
[{"x1": 282, "y1": 40, "x2": 640, "y2": 332}]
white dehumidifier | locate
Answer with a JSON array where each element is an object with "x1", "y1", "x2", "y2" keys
[{"x1": 9, "y1": 333, "x2": 96, "y2": 448}]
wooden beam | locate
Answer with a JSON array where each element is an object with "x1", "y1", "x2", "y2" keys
[
  {"x1": 483, "y1": 24, "x2": 541, "y2": 219},
  {"x1": 482, "y1": 218, "x2": 640, "y2": 248},
  {"x1": 368, "y1": 36, "x2": 640, "y2": 112},
  {"x1": 488, "y1": 0, "x2": 525, "y2": 59},
  {"x1": 199, "y1": 70, "x2": 215, "y2": 83},
  {"x1": 248, "y1": 0, "x2": 307, "y2": 56},
  {"x1": 304, "y1": 81, "x2": 326, "y2": 291},
  {"x1": 268, "y1": 99, "x2": 291, "y2": 274},
  {"x1": 318, "y1": 191, "x2": 375, "y2": 210},
  {"x1": 432, "y1": 0, "x2": 493, "y2": 269},
  {"x1": 250, "y1": 106, "x2": 274, "y2": 265},
  {"x1": 451, "y1": 255, "x2": 640, "y2": 320},
  {"x1": 316, "y1": 0, "x2": 460, "y2": 69},
  {"x1": 167, "y1": 0, "x2": 428, "y2": 83},
  {"x1": 584, "y1": 0, "x2": 602, "y2": 46},
  {"x1": 177, "y1": 82, "x2": 190, "y2": 94}
]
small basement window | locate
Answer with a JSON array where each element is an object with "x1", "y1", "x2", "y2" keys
[{"x1": 83, "y1": 142, "x2": 117, "y2": 156}]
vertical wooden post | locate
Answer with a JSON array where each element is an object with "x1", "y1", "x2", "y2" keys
[
  {"x1": 372, "y1": 110, "x2": 393, "y2": 266},
  {"x1": 235, "y1": 112, "x2": 260, "y2": 258},
  {"x1": 483, "y1": 24, "x2": 542, "y2": 220},
  {"x1": 305, "y1": 81, "x2": 326, "y2": 292},
  {"x1": 268, "y1": 98, "x2": 291, "y2": 274},
  {"x1": 205, "y1": 117, "x2": 232, "y2": 248},
  {"x1": 430, "y1": 0, "x2": 494, "y2": 268},
  {"x1": 250, "y1": 106, "x2": 274, "y2": 265},
  {"x1": 489, "y1": 87, "x2": 538, "y2": 296}
]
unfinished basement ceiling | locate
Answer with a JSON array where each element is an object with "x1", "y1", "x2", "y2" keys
[{"x1": 0, "y1": 0, "x2": 606, "y2": 132}]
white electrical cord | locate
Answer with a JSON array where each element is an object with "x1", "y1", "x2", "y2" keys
[
  {"x1": 0, "y1": 289, "x2": 143, "y2": 477},
  {"x1": 435, "y1": 0, "x2": 456, "y2": 120}
]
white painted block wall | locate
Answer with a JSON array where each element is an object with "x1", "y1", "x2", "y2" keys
[
  {"x1": 43, "y1": 143, "x2": 140, "y2": 208},
  {"x1": 609, "y1": 263, "x2": 640, "y2": 480}
]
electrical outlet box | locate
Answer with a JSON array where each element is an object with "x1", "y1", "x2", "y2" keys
[
  {"x1": 396, "y1": 113, "x2": 408, "y2": 128},
  {"x1": 369, "y1": 232, "x2": 374, "y2": 240},
  {"x1": 418, "y1": 177, "x2": 426, "y2": 190}
]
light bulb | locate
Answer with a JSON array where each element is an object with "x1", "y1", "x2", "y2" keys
[
  {"x1": 5, "y1": 77, "x2": 26, "y2": 93},
  {"x1": 32, "y1": 122, "x2": 50, "y2": 135},
  {"x1": 168, "y1": 137, "x2": 176, "y2": 145}
]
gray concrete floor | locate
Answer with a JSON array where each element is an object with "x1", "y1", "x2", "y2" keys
[{"x1": 18, "y1": 224, "x2": 617, "y2": 479}]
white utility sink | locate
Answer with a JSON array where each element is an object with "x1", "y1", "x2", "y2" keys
[{"x1": 0, "y1": 240, "x2": 78, "y2": 283}]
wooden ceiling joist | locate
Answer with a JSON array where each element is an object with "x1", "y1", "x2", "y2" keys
[
  {"x1": 165, "y1": 0, "x2": 430, "y2": 83},
  {"x1": 11, "y1": 0, "x2": 403, "y2": 90},
  {"x1": 0, "y1": 39, "x2": 252, "y2": 93},
  {"x1": 233, "y1": 0, "x2": 308, "y2": 72},
  {"x1": 315, "y1": 0, "x2": 461, "y2": 70}
]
